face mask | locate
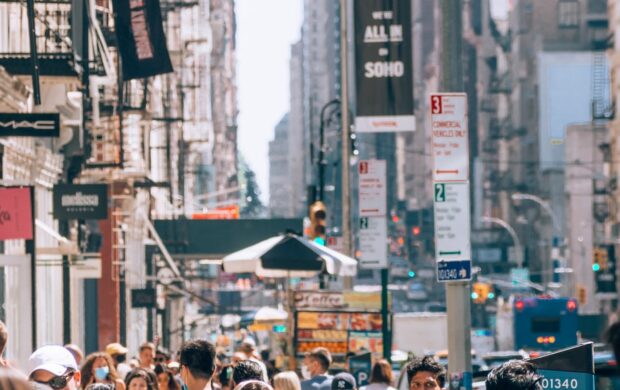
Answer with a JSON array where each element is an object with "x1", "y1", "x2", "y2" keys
[
  {"x1": 301, "y1": 365, "x2": 311, "y2": 380},
  {"x1": 95, "y1": 366, "x2": 110, "y2": 381}
]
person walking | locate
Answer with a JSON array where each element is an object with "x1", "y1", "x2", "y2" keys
[
  {"x1": 179, "y1": 339, "x2": 217, "y2": 390},
  {"x1": 125, "y1": 368, "x2": 159, "y2": 390},
  {"x1": 331, "y1": 373, "x2": 356, "y2": 390},
  {"x1": 300, "y1": 348, "x2": 332, "y2": 390},
  {"x1": 273, "y1": 371, "x2": 301, "y2": 390},
  {"x1": 81, "y1": 352, "x2": 126, "y2": 390},
  {"x1": 28, "y1": 345, "x2": 81, "y2": 390},
  {"x1": 106, "y1": 343, "x2": 132, "y2": 380},
  {"x1": 139, "y1": 343, "x2": 156, "y2": 370},
  {"x1": 155, "y1": 364, "x2": 180, "y2": 390},
  {"x1": 360, "y1": 360, "x2": 395, "y2": 390},
  {"x1": 485, "y1": 360, "x2": 543, "y2": 390},
  {"x1": 404, "y1": 357, "x2": 445, "y2": 390},
  {"x1": 231, "y1": 360, "x2": 265, "y2": 389}
]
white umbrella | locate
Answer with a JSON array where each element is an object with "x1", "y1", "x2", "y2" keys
[
  {"x1": 222, "y1": 234, "x2": 357, "y2": 278},
  {"x1": 253, "y1": 306, "x2": 288, "y2": 322}
]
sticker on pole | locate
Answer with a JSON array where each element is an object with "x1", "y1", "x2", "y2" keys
[
  {"x1": 430, "y1": 93, "x2": 469, "y2": 182},
  {"x1": 434, "y1": 182, "x2": 471, "y2": 261},
  {"x1": 437, "y1": 260, "x2": 472, "y2": 282}
]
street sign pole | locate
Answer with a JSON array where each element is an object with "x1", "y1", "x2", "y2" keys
[
  {"x1": 437, "y1": 1, "x2": 471, "y2": 388},
  {"x1": 358, "y1": 159, "x2": 390, "y2": 362}
]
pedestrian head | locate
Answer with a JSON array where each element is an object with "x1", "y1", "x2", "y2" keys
[
  {"x1": 139, "y1": 343, "x2": 156, "y2": 368},
  {"x1": 168, "y1": 362, "x2": 180, "y2": 376},
  {"x1": 239, "y1": 338, "x2": 257, "y2": 359},
  {"x1": 303, "y1": 347, "x2": 332, "y2": 378},
  {"x1": 85, "y1": 384, "x2": 115, "y2": 390},
  {"x1": 606, "y1": 321, "x2": 620, "y2": 366},
  {"x1": 231, "y1": 352, "x2": 246, "y2": 366},
  {"x1": 234, "y1": 380, "x2": 273, "y2": 390},
  {"x1": 485, "y1": 360, "x2": 543, "y2": 390},
  {"x1": 331, "y1": 373, "x2": 356, "y2": 390},
  {"x1": 0, "y1": 368, "x2": 30, "y2": 390},
  {"x1": 125, "y1": 368, "x2": 158, "y2": 390},
  {"x1": 105, "y1": 343, "x2": 129, "y2": 367},
  {"x1": 81, "y1": 352, "x2": 120, "y2": 388},
  {"x1": 64, "y1": 344, "x2": 84, "y2": 367},
  {"x1": 179, "y1": 339, "x2": 217, "y2": 390},
  {"x1": 155, "y1": 349, "x2": 170, "y2": 365},
  {"x1": 273, "y1": 371, "x2": 301, "y2": 390},
  {"x1": 405, "y1": 356, "x2": 445, "y2": 390},
  {"x1": 232, "y1": 360, "x2": 264, "y2": 389},
  {"x1": 154, "y1": 364, "x2": 179, "y2": 390},
  {"x1": 28, "y1": 345, "x2": 80, "y2": 390},
  {"x1": 370, "y1": 359, "x2": 394, "y2": 386}
]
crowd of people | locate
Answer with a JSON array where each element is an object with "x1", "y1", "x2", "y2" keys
[{"x1": 1, "y1": 318, "x2": 620, "y2": 390}]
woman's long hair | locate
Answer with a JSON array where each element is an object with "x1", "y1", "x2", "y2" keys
[
  {"x1": 81, "y1": 352, "x2": 120, "y2": 388},
  {"x1": 125, "y1": 368, "x2": 159, "y2": 390}
]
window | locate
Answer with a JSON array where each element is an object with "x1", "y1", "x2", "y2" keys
[
  {"x1": 531, "y1": 317, "x2": 561, "y2": 333},
  {"x1": 558, "y1": 0, "x2": 579, "y2": 28}
]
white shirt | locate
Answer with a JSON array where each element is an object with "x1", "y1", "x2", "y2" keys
[{"x1": 361, "y1": 383, "x2": 397, "y2": 390}]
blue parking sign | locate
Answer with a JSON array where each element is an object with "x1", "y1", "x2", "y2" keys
[{"x1": 437, "y1": 260, "x2": 472, "y2": 282}]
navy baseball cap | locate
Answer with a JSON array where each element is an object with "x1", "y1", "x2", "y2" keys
[{"x1": 332, "y1": 373, "x2": 357, "y2": 390}]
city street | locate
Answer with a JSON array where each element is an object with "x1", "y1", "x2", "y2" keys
[{"x1": 0, "y1": 0, "x2": 618, "y2": 390}]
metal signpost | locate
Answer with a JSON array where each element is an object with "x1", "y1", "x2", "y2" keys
[
  {"x1": 358, "y1": 159, "x2": 390, "y2": 360},
  {"x1": 431, "y1": 91, "x2": 472, "y2": 389}
]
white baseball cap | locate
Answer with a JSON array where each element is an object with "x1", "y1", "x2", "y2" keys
[{"x1": 28, "y1": 345, "x2": 78, "y2": 377}]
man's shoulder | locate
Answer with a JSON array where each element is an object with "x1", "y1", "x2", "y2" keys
[{"x1": 302, "y1": 375, "x2": 333, "y2": 390}]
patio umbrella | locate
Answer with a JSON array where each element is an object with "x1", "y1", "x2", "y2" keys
[
  {"x1": 240, "y1": 306, "x2": 289, "y2": 327},
  {"x1": 221, "y1": 234, "x2": 358, "y2": 278}
]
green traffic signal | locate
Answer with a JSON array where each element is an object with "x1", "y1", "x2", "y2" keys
[
  {"x1": 471, "y1": 292, "x2": 479, "y2": 300},
  {"x1": 313, "y1": 236, "x2": 326, "y2": 246},
  {"x1": 593, "y1": 263, "x2": 601, "y2": 272},
  {"x1": 408, "y1": 270, "x2": 415, "y2": 278}
]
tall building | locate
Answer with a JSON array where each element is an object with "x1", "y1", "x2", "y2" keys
[
  {"x1": 0, "y1": 0, "x2": 238, "y2": 361},
  {"x1": 269, "y1": 114, "x2": 292, "y2": 217},
  {"x1": 500, "y1": 0, "x2": 608, "y2": 307}
]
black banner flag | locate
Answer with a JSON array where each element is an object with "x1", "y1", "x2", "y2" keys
[
  {"x1": 113, "y1": 0, "x2": 173, "y2": 80},
  {"x1": 354, "y1": 0, "x2": 414, "y2": 133}
]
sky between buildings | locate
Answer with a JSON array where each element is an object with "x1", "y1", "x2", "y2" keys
[{"x1": 236, "y1": 0, "x2": 509, "y2": 204}]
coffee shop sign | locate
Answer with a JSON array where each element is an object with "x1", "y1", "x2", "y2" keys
[{"x1": 294, "y1": 292, "x2": 345, "y2": 309}]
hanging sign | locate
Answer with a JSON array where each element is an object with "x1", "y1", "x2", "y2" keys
[
  {"x1": 113, "y1": 0, "x2": 173, "y2": 80},
  {"x1": 354, "y1": 0, "x2": 414, "y2": 132},
  {"x1": 0, "y1": 113, "x2": 60, "y2": 137}
]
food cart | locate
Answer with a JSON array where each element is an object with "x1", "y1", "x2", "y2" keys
[{"x1": 293, "y1": 291, "x2": 389, "y2": 370}]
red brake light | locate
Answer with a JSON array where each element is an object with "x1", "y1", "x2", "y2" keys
[
  {"x1": 567, "y1": 300, "x2": 577, "y2": 312},
  {"x1": 515, "y1": 300, "x2": 525, "y2": 311}
]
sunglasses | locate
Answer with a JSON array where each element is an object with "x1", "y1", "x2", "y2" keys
[{"x1": 33, "y1": 370, "x2": 75, "y2": 390}]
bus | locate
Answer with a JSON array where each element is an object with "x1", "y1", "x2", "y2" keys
[{"x1": 513, "y1": 296, "x2": 579, "y2": 351}]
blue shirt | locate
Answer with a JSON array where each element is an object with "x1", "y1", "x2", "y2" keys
[{"x1": 302, "y1": 375, "x2": 333, "y2": 390}]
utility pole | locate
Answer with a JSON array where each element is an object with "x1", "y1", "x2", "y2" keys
[
  {"x1": 441, "y1": 0, "x2": 472, "y2": 388},
  {"x1": 340, "y1": 0, "x2": 352, "y2": 259}
]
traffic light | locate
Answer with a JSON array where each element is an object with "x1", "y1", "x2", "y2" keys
[
  {"x1": 309, "y1": 201, "x2": 327, "y2": 245},
  {"x1": 593, "y1": 247, "x2": 608, "y2": 272},
  {"x1": 472, "y1": 282, "x2": 491, "y2": 304}
]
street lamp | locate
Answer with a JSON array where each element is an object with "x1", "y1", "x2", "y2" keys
[
  {"x1": 318, "y1": 99, "x2": 341, "y2": 201},
  {"x1": 480, "y1": 216, "x2": 524, "y2": 268},
  {"x1": 511, "y1": 193, "x2": 563, "y2": 288}
]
